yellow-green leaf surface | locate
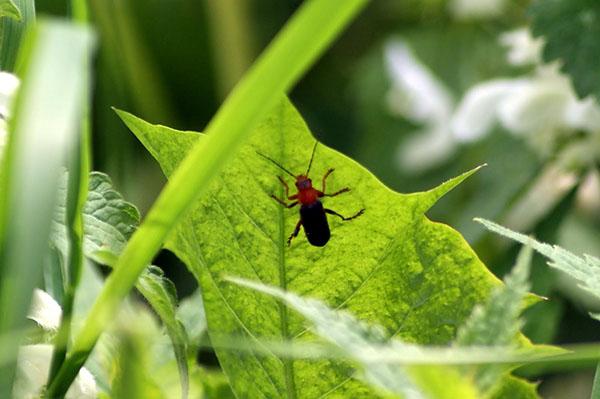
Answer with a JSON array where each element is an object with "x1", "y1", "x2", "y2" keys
[{"x1": 119, "y1": 98, "x2": 503, "y2": 398}]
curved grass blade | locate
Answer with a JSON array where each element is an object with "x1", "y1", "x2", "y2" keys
[{"x1": 0, "y1": 19, "x2": 94, "y2": 396}]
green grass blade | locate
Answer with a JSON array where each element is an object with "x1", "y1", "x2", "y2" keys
[
  {"x1": 593, "y1": 362, "x2": 600, "y2": 399},
  {"x1": 0, "y1": 0, "x2": 21, "y2": 20},
  {"x1": 0, "y1": 0, "x2": 34, "y2": 71},
  {"x1": 48, "y1": 0, "x2": 370, "y2": 396},
  {"x1": 0, "y1": 19, "x2": 94, "y2": 396},
  {"x1": 48, "y1": 0, "x2": 93, "y2": 379}
]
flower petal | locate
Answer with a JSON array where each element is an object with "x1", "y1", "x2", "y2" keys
[
  {"x1": 397, "y1": 124, "x2": 456, "y2": 173},
  {"x1": 0, "y1": 71, "x2": 19, "y2": 118},
  {"x1": 14, "y1": 344, "x2": 97, "y2": 399},
  {"x1": 451, "y1": 79, "x2": 525, "y2": 141},
  {"x1": 499, "y1": 28, "x2": 543, "y2": 67},
  {"x1": 497, "y1": 75, "x2": 570, "y2": 135},
  {"x1": 27, "y1": 289, "x2": 62, "y2": 331},
  {"x1": 384, "y1": 40, "x2": 453, "y2": 124},
  {"x1": 448, "y1": 0, "x2": 508, "y2": 20}
]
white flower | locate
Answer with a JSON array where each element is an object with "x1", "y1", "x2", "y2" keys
[
  {"x1": 0, "y1": 71, "x2": 19, "y2": 156},
  {"x1": 499, "y1": 28, "x2": 544, "y2": 67},
  {"x1": 13, "y1": 344, "x2": 97, "y2": 399},
  {"x1": 15, "y1": 291, "x2": 98, "y2": 397},
  {"x1": 451, "y1": 65, "x2": 600, "y2": 144},
  {"x1": 384, "y1": 30, "x2": 600, "y2": 173},
  {"x1": 27, "y1": 288, "x2": 62, "y2": 331},
  {"x1": 448, "y1": 0, "x2": 508, "y2": 20},
  {"x1": 384, "y1": 40, "x2": 456, "y2": 172}
]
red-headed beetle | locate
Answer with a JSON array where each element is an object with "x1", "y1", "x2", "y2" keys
[{"x1": 257, "y1": 142, "x2": 365, "y2": 247}]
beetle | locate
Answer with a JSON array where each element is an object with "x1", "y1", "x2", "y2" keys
[{"x1": 257, "y1": 142, "x2": 365, "y2": 247}]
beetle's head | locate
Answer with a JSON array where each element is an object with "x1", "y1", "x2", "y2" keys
[{"x1": 295, "y1": 175, "x2": 312, "y2": 190}]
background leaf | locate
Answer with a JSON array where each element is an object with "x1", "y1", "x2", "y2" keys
[
  {"x1": 530, "y1": 0, "x2": 600, "y2": 100},
  {"x1": 119, "y1": 98, "x2": 524, "y2": 398}
]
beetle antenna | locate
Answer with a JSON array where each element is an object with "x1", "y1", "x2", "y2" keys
[
  {"x1": 256, "y1": 151, "x2": 295, "y2": 178},
  {"x1": 305, "y1": 141, "x2": 318, "y2": 176}
]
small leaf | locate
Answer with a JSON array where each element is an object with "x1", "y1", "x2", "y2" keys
[
  {"x1": 456, "y1": 245, "x2": 533, "y2": 393},
  {"x1": 50, "y1": 171, "x2": 140, "y2": 261},
  {"x1": 120, "y1": 98, "x2": 523, "y2": 398},
  {"x1": 530, "y1": 0, "x2": 600, "y2": 100},
  {"x1": 51, "y1": 171, "x2": 189, "y2": 398},
  {"x1": 137, "y1": 266, "x2": 189, "y2": 399},
  {"x1": 0, "y1": 0, "x2": 21, "y2": 20},
  {"x1": 475, "y1": 218, "x2": 600, "y2": 304},
  {"x1": 489, "y1": 375, "x2": 539, "y2": 399}
]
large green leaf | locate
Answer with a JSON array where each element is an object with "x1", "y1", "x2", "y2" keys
[{"x1": 119, "y1": 98, "x2": 507, "y2": 398}]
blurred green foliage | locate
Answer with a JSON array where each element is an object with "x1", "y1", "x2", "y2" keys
[{"x1": 25, "y1": 0, "x2": 600, "y2": 396}]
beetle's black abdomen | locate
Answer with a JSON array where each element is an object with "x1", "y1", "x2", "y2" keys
[{"x1": 300, "y1": 201, "x2": 330, "y2": 247}]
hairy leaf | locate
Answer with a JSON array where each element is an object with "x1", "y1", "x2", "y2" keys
[
  {"x1": 530, "y1": 0, "x2": 600, "y2": 100},
  {"x1": 476, "y1": 218, "x2": 600, "y2": 307},
  {"x1": 456, "y1": 245, "x2": 533, "y2": 394},
  {"x1": 120, "y1": 98, "x2": 521, "y2": 398}
]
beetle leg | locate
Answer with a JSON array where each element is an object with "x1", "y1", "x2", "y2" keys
[
  {"x1": 321, "y1": 168, "x2": 334, "y2": 192},
  {"x1": 287, "y1": 219, "x2": 303, "y2": 246},
  {"x1": 320, "y1": 168, "x2": 351, "y2": 197},
  {"x1": 271, "y1": 195, "x2": 298, "y2": 208},
  {"x1": 276, "y1": 176, "x2": 297, "y2": 200},
  {"x1": 325, "y1": 208, "x2": 365, "y2": 221},
  {"x1": 321, "y1": 187, "x2": 350, "y2": 197}
]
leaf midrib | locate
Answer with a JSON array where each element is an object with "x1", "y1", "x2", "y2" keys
[{"x1": 277, "y1": 106, "x2": 297, "y2": 399}]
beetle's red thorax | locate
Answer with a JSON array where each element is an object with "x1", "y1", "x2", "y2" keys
[
  {"x1": 295, "y1": 176, "x2": 319, "y2": 205},
  {"x1": 298, "y1": 187, "x2": 319, "y2": 205}
]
